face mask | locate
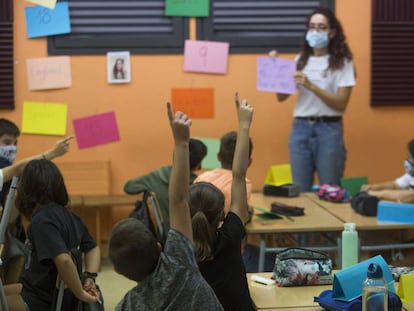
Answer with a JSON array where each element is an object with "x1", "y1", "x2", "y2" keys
[
  {"x1": 404, "y1": 159, "x2": 414, "y2": 177},
  {"x1": 0, "y1": 145, "x2": 17, "y2": 164},
  {"x1": 306, "y1": 31, "x2": 329, "y2": 49}
]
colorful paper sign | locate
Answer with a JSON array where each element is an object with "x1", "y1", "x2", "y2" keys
[
  {"x1": 184, "y1": 40, "x2": 229, "y2": 74},
  {"x1": 25, "y1": 2, "x2": 71, "y2": 39},
  {"x1": 194, "y1": 137, "x2": 221, "y2": 169},
  {"x1": 22, "y1": 101, "x2": 67, "y2": 136},
  {"x1": 73, "y1": 112, "x2": 120, "y2": 149},
  {"x1": 257, "y1": 56, "x2": 296, "y2": 94},
  {"x1": 165, "y1": 0, "x2": 209, "y2": 17},
  {"x1": 25, "y1": 0, "x2": 57, "y2": 9},
  {"x1": 26, "y1": 56, "x2": 72, "y2": 90},
  {"x1": 171, "y1": 88, "x2": 214, "y2": 119}
]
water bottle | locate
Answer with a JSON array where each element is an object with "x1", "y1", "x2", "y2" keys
[
  {"x1": 362, "y1": 263, "x2": 388, "y2": 311},
  {"x1": 341, "y1": 222, "x2": 358, "y2": 268}
]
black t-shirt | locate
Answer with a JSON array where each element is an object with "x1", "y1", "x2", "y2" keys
[
  {"x1": 20, "y1": 203, "x2": 96, "y2": 311},
  {"x1": 198, "y1": 212, "x2": 254, "y2": 311}
]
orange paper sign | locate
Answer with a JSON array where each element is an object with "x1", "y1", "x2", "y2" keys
[{"x1": 171, "y1": 88, "x2": 214, "y2": 119}]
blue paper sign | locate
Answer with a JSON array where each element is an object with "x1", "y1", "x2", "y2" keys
[{"x1": 25, "y1": 2, "x2": 71, "y2": 38}]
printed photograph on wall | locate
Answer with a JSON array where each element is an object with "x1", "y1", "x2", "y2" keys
[{"x1": 107, "y1": 51, "x2": 131, "y2": 84}]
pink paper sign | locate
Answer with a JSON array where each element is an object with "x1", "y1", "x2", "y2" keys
[
  {"x1": 26, "y1": 56, "x2": 72, "y2": 90},
  {"x1": 257, "y1": 56, "x2": 297, "y2": 94},
  {"x1": 73, "y1": 112, "x2": 120, "y2": 149},
  {"x1": 184, "y1": 40, "x2": 229, "y2": 74}
]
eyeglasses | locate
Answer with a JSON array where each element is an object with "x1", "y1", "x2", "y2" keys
[{"x1": 308, "y1": 23, "x2": 329, "y2": 32}]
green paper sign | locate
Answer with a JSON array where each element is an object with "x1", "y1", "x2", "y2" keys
[{"x1": 165, "y1": 0, "x2": 209, "y2": 17}]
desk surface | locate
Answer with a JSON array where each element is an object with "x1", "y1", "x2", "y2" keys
[
  {"x1": 248, "y1": 272, "x2": 414, "y2": 311},
  {"x1": 246, "y1": 193, "x2": 344, "y2": 234},
  {"x1": 306, "y1": 193, "x2": 414, "y2": 230},
  {"x1": 81, "y1": 194, "x2": 141, "y2": 207},
  {"x1": 247, "y1": 272, "x2": 331, "y2": 310}
]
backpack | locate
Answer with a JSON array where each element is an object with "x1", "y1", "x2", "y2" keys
[{"x1": 314, "y1": 289, "x2": 402, "y2": 311}]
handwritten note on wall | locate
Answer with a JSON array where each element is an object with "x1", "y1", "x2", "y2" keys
[
  {"x1": 184, "y1": 40, "x2": 229, "y2": 74},
  {"x1": 25, "y1": 2, "x2": 71, "y2": 38},
  {"x1": 26, "y1": 56, "x2": 72, "y2": 90},
  {"x1": 73, "y1": 112, "x2": 120, "y2": 149},
  {"x1": 22, "y1": 101, "x2": 67, "y2": 136},
  {"x1": 171, "y1": 88, "x2": 214, "y2": 119},
  {"x1": 25, "y1": 0, "x2": 57, "y2": 9},
  {"x1": 165, "y1": 0, "x2": 209, "y2": 17},
  {"x1": 257, "y1": 57, "x2": 297, "y2": 94}
]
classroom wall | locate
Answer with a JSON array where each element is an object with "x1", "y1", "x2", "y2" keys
[{"x1": 4, "y1": 0, "x2": 414, "y2": 237}]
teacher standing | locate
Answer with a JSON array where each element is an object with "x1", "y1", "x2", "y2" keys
[{"x1": 272, "y1": 7, "x2": 356, "y2": 192}]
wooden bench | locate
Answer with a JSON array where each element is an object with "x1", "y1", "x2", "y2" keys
[{"x1": 56, "y1": 161, "x2": 139, "y2": 254}]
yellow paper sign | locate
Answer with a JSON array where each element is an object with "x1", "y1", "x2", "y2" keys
[
  {"x1": 397, "y1": 273, "x2": 414, "y2": 302},
  {"x1": 25, "y1": 0, "x2": 57, "y2": 9},
  {"x1": 22, "y1": 102, "x2": 67, "y2": 136},
  {"x1": 264, "y1": 164, "x2": 293, "y2": 186}
]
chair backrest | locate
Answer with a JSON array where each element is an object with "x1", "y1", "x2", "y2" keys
[
  {"x1": 147, "y1": 192, "x2": 166, "y2": 243},
  {"x1": 340, "y1": 176, "x2": 369, "y2": 197}
]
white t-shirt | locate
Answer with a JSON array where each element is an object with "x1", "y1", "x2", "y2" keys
[
  {"x1": 395, "y1": 173, "x2": 414, "y2": 189},
  {"x1": 294, "y1": 54, "x2": 356, "y2": 117}
]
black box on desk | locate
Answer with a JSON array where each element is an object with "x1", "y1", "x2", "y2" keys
[{"x1": 262, "y1": 184, "x2": 300, "y2": 197}]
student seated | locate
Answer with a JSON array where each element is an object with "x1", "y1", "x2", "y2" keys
[
  {"x1": 123, "y1": 138, "x2": 207, "y2": 230},
  {"x1": 190, "y1": 94, "x2": 254, "y2": 310},
  {"x1": 16, "y1": 159, "x2": 101, "y2": 311},
  {"x1": 194, "y1": 131, "x2": 253, "y2": 215},
  {"x1": 361, "y1": 138, "x2": 414, "y2": 203},
  {"x1": 108, "y1": 103, "x2": 223, "y2": 311}
]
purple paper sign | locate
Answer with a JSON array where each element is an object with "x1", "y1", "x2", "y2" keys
[
  {"x1": 73, "y1": 112, "x2": 120, "y2": 149},
  {"x1": 257, "y1": 57, "x2": 297, "y2": 94},
  {"x1": 184, "y1": 40, "x2": 229, "y2": 74}
]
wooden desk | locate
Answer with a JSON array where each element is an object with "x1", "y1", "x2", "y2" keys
[
  {"x1": 246, "y1": 193, "x2": 344, "y2": 272},
  {"x1": 247, "y1": 272, "x2": 331, "y2": 310},
  {"x1": 306, "y1": 193, "x2": 414, "y2": 266},
  {"x1": 71, "y1": 194, "x2": 140, "y2": 252},
  {"x1": 248, "y1": 272, "x2": 414, "y2": 311}
]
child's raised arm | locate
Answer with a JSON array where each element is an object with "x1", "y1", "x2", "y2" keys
[
  {"x1": 1, "y1": 136, "x2": 74, "y2": 184},
  {"x1": 230, "y1": 92, "x2": 253, "y2": 224},
  {"x1": 167, "y1": 102, "x2": 193, "y2": 242}
]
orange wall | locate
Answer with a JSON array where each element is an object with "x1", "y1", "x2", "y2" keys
[{"x1": 5, "y1": 1, "x2": 414, "y2": 214}]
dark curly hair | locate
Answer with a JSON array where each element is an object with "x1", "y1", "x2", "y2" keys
[
  {"x1": 15, "y1": 159, "x2": 69, "y2": 219},
  {"x1": 297, "y1": 7, "x2": 353, "y2": 72}
]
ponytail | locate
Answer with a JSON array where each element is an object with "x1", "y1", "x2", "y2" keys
[{"x1": 192, "y1": 211, "x2": 215, "y2": 261}]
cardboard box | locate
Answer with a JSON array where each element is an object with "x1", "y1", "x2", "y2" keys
[{"x1": 377, "y1": 201, "x2": 414, "y2": 223}]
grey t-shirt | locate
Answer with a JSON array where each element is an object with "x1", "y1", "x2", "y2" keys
[{"x1": 116, "y1": 229, "x2": 224, "y2": 311}]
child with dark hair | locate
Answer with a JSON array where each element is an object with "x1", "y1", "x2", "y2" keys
[
  {"x1": 361, "y1": 138, "x2": 414, "y2": 203},
  {"x1": 124, "y1": 138, "x2": 207, "y2": 230},
  {"x1": 15, "y1": 159, "x2": 101, "y2": 311},
  {"x1": 108, "y1": 103, "x2": 223, "y2": 311},
  {"x1": 0, "y1": 118, "x2": 21, "y2": 210},
  {"x1": 190, "y1": 94, "x2": 254, "y2": 310}
]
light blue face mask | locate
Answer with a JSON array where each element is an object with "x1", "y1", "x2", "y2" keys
[
  {"x1": 404, "y1": 159, "x2": 414, "y2": 177},
  {"x1": 306, "y1": 31, "x2": 329, "y2": 49},
  {"x1": 0, "y1": 145, "x2": 17, "y2": 164}
]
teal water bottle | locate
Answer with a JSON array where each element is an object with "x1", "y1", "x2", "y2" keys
[
  {"x1": 341, "y1": 222, "x2": 358, "y2": 268},
  {"x1": 362, "y1": 263, "x2": 388, "y2": 311}
]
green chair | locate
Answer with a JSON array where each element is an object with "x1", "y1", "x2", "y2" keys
[{"x1": 340, "y1": 176, "x2": 369, "y2": 197}]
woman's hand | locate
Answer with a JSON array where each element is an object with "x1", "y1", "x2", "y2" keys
[
  {"x1": 268, "y1": 50, "x2": 278, "y2": 58},
  {"x1": 294, "y1": 71, "x2": 313, "y2": 90}
]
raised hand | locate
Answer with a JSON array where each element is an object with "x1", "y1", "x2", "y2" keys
[
  {"x1": 45, "y1": 135, "x2": 74, "y2": 160},
  {"x1": 166, "y1": 102, "x2": 192, "y2": 143},
  {"x1": 235, "y1": 92, "x2": 253, "y2": 129}
]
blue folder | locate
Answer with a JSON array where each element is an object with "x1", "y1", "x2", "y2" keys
[{"x1": 332, "y1": 255, "x2": 395, "y2": 301}]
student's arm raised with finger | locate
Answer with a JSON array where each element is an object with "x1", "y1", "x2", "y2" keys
[
  {"x1": 230, "y1": 93, "x2": 253, "y2": 224},
  {"x1": 167, "y1": 102, "x2": 193, "y2": 242}
]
